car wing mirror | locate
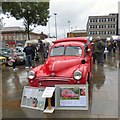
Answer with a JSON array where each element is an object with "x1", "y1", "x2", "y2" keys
[{"x1": 87, "y1": 48, "x2": 91, "y2": 53}]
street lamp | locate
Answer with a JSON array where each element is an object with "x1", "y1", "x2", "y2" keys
[
  {"x1": 54, "y1": 13, "x2": 57, "y2": 40},
  {"x1": 68, "y1": 21, "x2": 70, "y2": 37},
  {"x1": 48, "y1": 15, "x2": 51, "y2": 38},
  {"x1": 75, "y1": 26, "x2": 77, "y2": 30}
]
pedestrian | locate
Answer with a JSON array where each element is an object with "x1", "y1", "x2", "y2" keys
[
  {"x1": 37, "y1": 41, "x2": 44, "y2": 63},
  {"x1": 113, "y1": 41, "x2": 116, "y2": 53},
  {"x1": 107, "y1": 41, "x2": 113, "y2": 57},
  {"x1": 95, "y1": 36, "x2": 105, "y2": 65},
  {"x1": 43, "y1": 43, "x2": 48, "y2": 60},
  {"x1": 92, "y1": 39, "x2": 97, "y2": 64},
  {"x1": 31, "y1": 44, "x2": 37, "y2": 67},
  {"x1": 9, "y1": 45, "x2": 19, "y2": 71},
  {"x1": 23, "y1": 43, "x2": 33, "y2": 69}
]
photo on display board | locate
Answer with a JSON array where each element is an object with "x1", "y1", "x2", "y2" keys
[{"x1": 21, "y1": 86, "x2": 46, "y2": 111}]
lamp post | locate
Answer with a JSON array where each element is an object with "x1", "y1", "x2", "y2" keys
[
  {"x1": 54, "y1": 13, "x2": 57, "y2": 40},
  {"x1": 75, "y1": 26, "x2": 77, "y2": 30},
  {"x1": 68, "y1": 21, "x2": 70, "y2": 37},
  {"x1": 48, "y1": 15, "x2": 51, "y2": 38}
]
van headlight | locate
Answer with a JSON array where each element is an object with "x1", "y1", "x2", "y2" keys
[
  {"x1": 28, "y1": 71, "x2": 35, "y2": 79},
  {"x1": 73, "y1": 70, "x2": 82, "y2": 80}
]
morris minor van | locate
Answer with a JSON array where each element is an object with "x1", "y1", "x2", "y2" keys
[{"x1": 28, "y1": 37, "x2": 93, "y2": 87}]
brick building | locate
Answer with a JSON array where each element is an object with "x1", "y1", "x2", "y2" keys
[{"x1": 1, "y1": 26, "x2": 47, "y2": 47}]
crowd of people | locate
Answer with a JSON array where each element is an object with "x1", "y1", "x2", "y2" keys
[
  {"x1": 10, "y1": 41, "x2": 49, "y2": 71},
  {"x1": 92, "y1": 36, "x2": 118, "y2": 66},
  {"x1": 8, "y1": 37, "x2": 119, "y2": 70}
]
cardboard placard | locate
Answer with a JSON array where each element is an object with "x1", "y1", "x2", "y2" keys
[
  {"x1": 21, "y1": 86, "x2": 46, "y2": 111},
  {"x1": 42, "y1": 87, "x2": 55, "y2": 98}
]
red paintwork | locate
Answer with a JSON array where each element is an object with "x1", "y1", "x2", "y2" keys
[
  {"x1": 28, "y1": 37, "x2": 93, "y2": 87},
  {"x1": 61, "y1": 89, "x2": 79, "y2": 99}
]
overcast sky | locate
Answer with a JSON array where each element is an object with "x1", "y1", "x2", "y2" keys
[{"x1": 2, "y1": 0, "x2": 120, "y2": 38}]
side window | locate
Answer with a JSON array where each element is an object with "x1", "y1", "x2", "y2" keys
[
  {"x1": 50, "y1": 46, "x2": 64, "y2": 56},
  {"x1": 65, "y1": 46, "x2": 82, "y2": 56}
]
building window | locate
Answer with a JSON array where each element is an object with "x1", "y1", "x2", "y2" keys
[
  {"x1": 99, "y1": 19, "x2": 101, "y2": 22},
  {"x1": 113, "y1": 25, "x2": 115, "y2": 28},
  {"x1": 4, "y1": 36, "x2": 7, "y2": 40},
  {"x1": 90, "y1": 25, "x2": 92, "y2": 28},
  {"x1": 90, "y1": 19, "x2": 92, "y2": 22},
  {"x1": 9, "y1": 36, "x2": 11, "y2": 40},
  {"x1": 112, "y1": 31, "x2": 115, "y2": 34}
]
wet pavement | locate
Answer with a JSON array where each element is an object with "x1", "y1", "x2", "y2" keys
[{"x1": 1, "y1": 52, "x2": 120, "y2": 119}]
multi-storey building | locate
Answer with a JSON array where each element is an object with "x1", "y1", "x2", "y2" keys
[
  {"x1": 87, "y1": 13, "x2": 118, "y2": 40},
  {"x1": 118, "y1": 1, "x2": 120, "y2": 35}
]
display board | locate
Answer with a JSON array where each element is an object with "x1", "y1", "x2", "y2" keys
[
  {"x1": 21, "y1": 86, "x2": 46, "y2": 111},
  {"x1": 55, "y1": 84, "x2": 88, "y2": 110}
]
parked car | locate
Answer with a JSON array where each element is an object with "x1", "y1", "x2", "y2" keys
[
  {"x1": 8, "y1": 46, "x2": 26, "y2": 66},
  {"x1": 16, "y1": 46, "x2": 26, "y2": 64},
  {"x1": 0, "y1": 48, "x2": 12, "y2": 66},
  {"x1": 0, "y1": 48, "x2": 12, "y2": 59},
  {"x1": 27, "y1": 37, "x2": 93, "y2": 87},
  {"x1": 0, "y1": 54, "x2": 7, "y2": 66}
]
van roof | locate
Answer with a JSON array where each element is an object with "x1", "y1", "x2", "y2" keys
[{"x1": 54, "y1": 37, "x2": 88, "y2": 44}]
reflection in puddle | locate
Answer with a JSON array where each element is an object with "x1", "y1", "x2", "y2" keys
[{"x1": 93, "y1": 65, "x2": 105, "y2": 90}]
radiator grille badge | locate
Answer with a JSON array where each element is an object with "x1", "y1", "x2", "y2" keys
[{"x1": 51, "y1": 73, "x2": 55, "y2": 77}]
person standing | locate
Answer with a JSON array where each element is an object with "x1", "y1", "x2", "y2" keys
[
  {"x1": 37, "y1": 41, "x2": 44, "y2": 63},
  {"x1": 92, "y1": 39, "x2": 97, "y2": 64},
  {"x1": 23, "y1": 43, "x2": 33, "y2": 68},
  {"x1": 31, "y1": 44, "x2": 37, "y2": 67},
  {"x1": 113, "y1": 41, "x2": 116, "y2": 54},
  {"x1": 95, "y1": 37, "x2": 105, "y2": 65},
  {"x1": 9, "y1": 45, "x2": 19, "y2": 71},
  {"x1": 107, "y1": 41, "x2": 113, "y2": 57}
]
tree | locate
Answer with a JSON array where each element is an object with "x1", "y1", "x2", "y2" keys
[{"x1": 2, "y1": 2, "x2": 49, "y2": 40}]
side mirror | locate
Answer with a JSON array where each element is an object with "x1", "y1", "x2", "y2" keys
[{"x1": 87, "y1": 48, "x2": 91, "y2": 53}]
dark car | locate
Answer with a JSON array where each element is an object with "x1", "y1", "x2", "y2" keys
[{"x1": 8, "y1": 47, "x2": 26, "y2": 66}]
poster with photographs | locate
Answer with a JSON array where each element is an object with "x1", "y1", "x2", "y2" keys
[
  {"x1": 55, "y1": 84, "x2": 88, "y2": 110},
  {"x1": 21, "y1": 86, "x2": 46, "y2": 111}
]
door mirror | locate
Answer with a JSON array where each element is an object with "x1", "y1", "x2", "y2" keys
[{"x1": 87, "y1": 48, "x2": 91, "y2": 53}]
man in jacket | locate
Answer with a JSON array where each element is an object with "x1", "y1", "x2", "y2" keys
[
  {"x1": 95, "y1": 37, "x2": 105, "y2": 65},
  {"x1": 23, "y1": 43, "x2": 33, "y2": 68}
]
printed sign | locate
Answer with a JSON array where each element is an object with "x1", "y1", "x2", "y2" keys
[
  {"x1": 42, "y1": 87, "x2": 55, "y2": 98},
  {"x1": 21, "y1": 86, "x2": 46, "y2": 111},
  {"x1": 55, "y1": 84, "x2": 88, "y2": 110}
]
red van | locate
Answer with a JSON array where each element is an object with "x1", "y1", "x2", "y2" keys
[{"x1": 27, "y1": 37, "x2": 93, "y2": 87}]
